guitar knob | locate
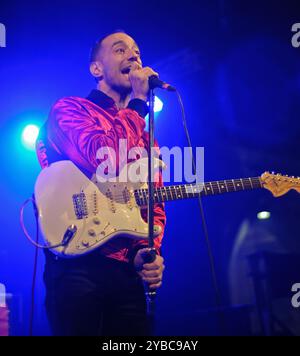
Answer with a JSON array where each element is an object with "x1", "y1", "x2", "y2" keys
[
  {"x1": 93, "y1": 217, "x2": 101, "y2": 225},
  {"x1": 82, "y1": 240, "x2": 90, "y2": 247},
  {"x1": 88, "y1": 229, "x2": 96, "y2": 237}
]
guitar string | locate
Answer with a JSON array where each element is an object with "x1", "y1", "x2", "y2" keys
[{"x1": 89, "y1": 178, "x2": 264, "y2": 204}]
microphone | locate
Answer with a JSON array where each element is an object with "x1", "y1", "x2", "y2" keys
[{"x1": 148, "y1": 75, "x2": 176, "y2": 92}]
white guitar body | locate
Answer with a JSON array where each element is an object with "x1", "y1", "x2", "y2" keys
[{"x1": 34, "y1": 159, "x2": 162, "y2": 258}]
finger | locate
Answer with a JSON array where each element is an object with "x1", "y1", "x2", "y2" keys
[
  {"x1": 148, "y1": 281, "x2": 162, "y2": 290},
  {"x1": 141, "y1": 270, "x2": 161, "y2": 278},
  {"x1": 143, "y1": 259, "x2": 164, "y2": 270},
  {"x1": 142, "y1": 263, "x2": 161, "y2": 271},
  {"x1": 131, "y1": 62, "x2": 143, "y2": 71},
  {"x1": 143, "y1": 276, "x2": 162, "y2": 284},
  {"x1": 142, "y1": 66, "x2": 159, "y2": 76}
]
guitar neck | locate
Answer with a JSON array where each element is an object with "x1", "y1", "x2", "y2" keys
[{"x1": 135, "y1": 177, "x2": 263, "y2": 206}]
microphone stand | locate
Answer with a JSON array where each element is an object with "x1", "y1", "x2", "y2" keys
[{"x1": 145, "y1": 88, "x2": 157, "y2": 321}]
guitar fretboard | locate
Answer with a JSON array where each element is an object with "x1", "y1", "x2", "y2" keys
[{"x1": 134, "y1": 177, "x2": 263, "y2": 206}]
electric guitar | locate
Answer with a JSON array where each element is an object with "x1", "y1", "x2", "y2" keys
[{"x1": 34, "y1": 158, "x2": 300, "y2": 257}]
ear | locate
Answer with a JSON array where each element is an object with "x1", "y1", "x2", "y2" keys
[{"x1": 89, "y1": 61, "x2": 103, "y2": 81}]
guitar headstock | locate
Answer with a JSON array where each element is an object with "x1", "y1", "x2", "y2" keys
[{"x1": 261, "y1": 172, "x2": 300, "y2": 197}]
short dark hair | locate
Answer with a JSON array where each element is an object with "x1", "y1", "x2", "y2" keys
[{"x1": 89, "y1": 29, "x2": 127, "y2": 63}]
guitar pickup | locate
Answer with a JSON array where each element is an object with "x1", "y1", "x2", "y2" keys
[{"x1": 73, "y1": 192, "x2": 88, "y2": 219}]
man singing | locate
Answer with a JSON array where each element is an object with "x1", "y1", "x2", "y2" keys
[{"x1": 36, "y1": 31, "x2": 166, "y2": 336}]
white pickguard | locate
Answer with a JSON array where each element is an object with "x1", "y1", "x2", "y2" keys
[{"x1": 34, "y1": 159, "x2": 162, "y2": 257}]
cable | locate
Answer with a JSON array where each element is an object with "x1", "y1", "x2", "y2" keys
[
  {"x1": 20, "y1": 197, "x2": 69, "y2": 249},
  {"x1": 175, "y1": 89, "x2": 226, "y2": 335},
  {"x1": 20, "y1": 195, "x2": 71, "y2": 336},
  {"x1": 29, "y1": 202, "x2": 39, "y2": 336}
]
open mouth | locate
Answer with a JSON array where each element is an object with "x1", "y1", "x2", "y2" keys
[{"x1": 121, "y1": 67, "x2": 131, "y2": 75}]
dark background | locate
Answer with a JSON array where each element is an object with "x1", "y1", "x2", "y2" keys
[{"x1": 1, "y1": 0, "x2": 300, "y2": 335}]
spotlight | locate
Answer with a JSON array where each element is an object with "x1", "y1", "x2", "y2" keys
[
  {"x1": 146, "y1": 96, "x2": 164, "y2": 114},
  {"x1": 257, "y1": 211, "x2": 271, "y2": 220},
  {"x1": 153, "y1": 96, "x2": 163, "y2": 113},
  {"x1": 22, "y1": 124, "x2": 40, "y2": 150}
]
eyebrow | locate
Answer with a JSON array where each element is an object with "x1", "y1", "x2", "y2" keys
[{"x1": 111, "y1": 40, "x2": 140, "y2": 51}]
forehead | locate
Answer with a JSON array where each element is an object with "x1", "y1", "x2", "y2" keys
[{"x1": 101, "y1": 33, "x2": 139, "y2": 51}]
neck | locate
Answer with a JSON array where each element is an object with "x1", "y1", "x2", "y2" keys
[
  {"x1": 134, "y1": 177, "x2": 263, "y2": 206},
  {"x1": 97, "y1": 83, "x2": 131, "y2": 109}
]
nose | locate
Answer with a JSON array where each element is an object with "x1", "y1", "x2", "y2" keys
[{"x1": 127, "y1": 48, "x2": 139, "y2": 62}]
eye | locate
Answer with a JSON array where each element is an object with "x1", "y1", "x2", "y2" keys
[{"x1": 116, "y1": 48, "x2": 125, "y2": 54}]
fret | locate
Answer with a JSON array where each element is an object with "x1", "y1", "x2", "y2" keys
[
  {"x1": 179, "y1": 185, "x2": 184, "y2": 198},
  {"x1": 231, "y1": 179, "x2": 236, "y2": 192},
  {"x1": 176, "y1": 186, "x2": 182, "y2": 199},
  {"x1": 195, "y1": 183, "x2": 203, "y2": 196},
  {"x1": 243, "y1": 178, "x2": 251, "y2": 189},
  {"x1": 171, "y1": 186, "x2": 177, "y2": 200},
  {"x1": 193, "y1": 184, "x2": 198, "y2": 197},
  {"x1": 165, "y1": 186, "x2": 171, "y2": 201},
  {"x1": 216, "y1": 181, "x2": 222, "y2": 194},
  {"x1": 213, "y1": 181, "x2": 220, "y2": 194},
  {"x1": 253, "y1": 177, "x2": 263, "y2": 188},
  {"x1": 181, "y1": 185, "x2": 186, "y2": 198},
  {"x1": 164, "y1": 187, "x2": 170, "y2": 200},
  {"x1": 240, "y1": 179, "x2": 245, "y2": 190},
  {"x1": 222, "y1": 180, "x2": 229, "y2": 193},
  {"x1": 209, "y1": 182, "x2": 214, "y2": 194},
  {"x1": 218, "y1": 182, "x2": 224, "y2": 193},
  {"x1": 247, "y1": 178, "x2": 253, "y2": 189},
  {"x1": 234, "y1": 179, "x2": 242, "y2": 190},
  {"x1": 225, "y1": 180, "x2": 233, "y2": 192},
  {"x1": 241, "y1": 179, "x2": 248, "y2": 189},
  {"x1": 162, "y1": 186, "x2": 168, "y2": 201},
  {"x1": 173, "y1": 186, "x2": 179, "y2": 199},
  {"x1": 168, "y1": 186, "x2": 174, "y2": 200},
  {"x1": 205, "y1": 183, "x2": 212, "y2": 195},
  {"x1": 185, "y1": 184, "x2": 194, "y2": 197}
]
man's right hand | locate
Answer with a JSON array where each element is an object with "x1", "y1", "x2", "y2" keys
[
  {"x1": 129, "y1": 65, "x2": 159, "y2": 102},
  {"x1": 133, "y1": 248, "x2": 165, "y2": 290}
]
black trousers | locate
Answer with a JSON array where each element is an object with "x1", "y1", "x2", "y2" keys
[{"x1": 43, "y1": 250, "x2": 150, "y2": 336}]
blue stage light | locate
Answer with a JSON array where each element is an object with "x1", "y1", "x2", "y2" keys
[
  {"x1": 22, "y1": 124, "x2": 40, "y2": 150},
  {"x1": 153, "y1": 96, "x2": 163, "y2": 113},
  {"x1": 145, "y1": 96, "x2": 164, "y2": 128}
]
